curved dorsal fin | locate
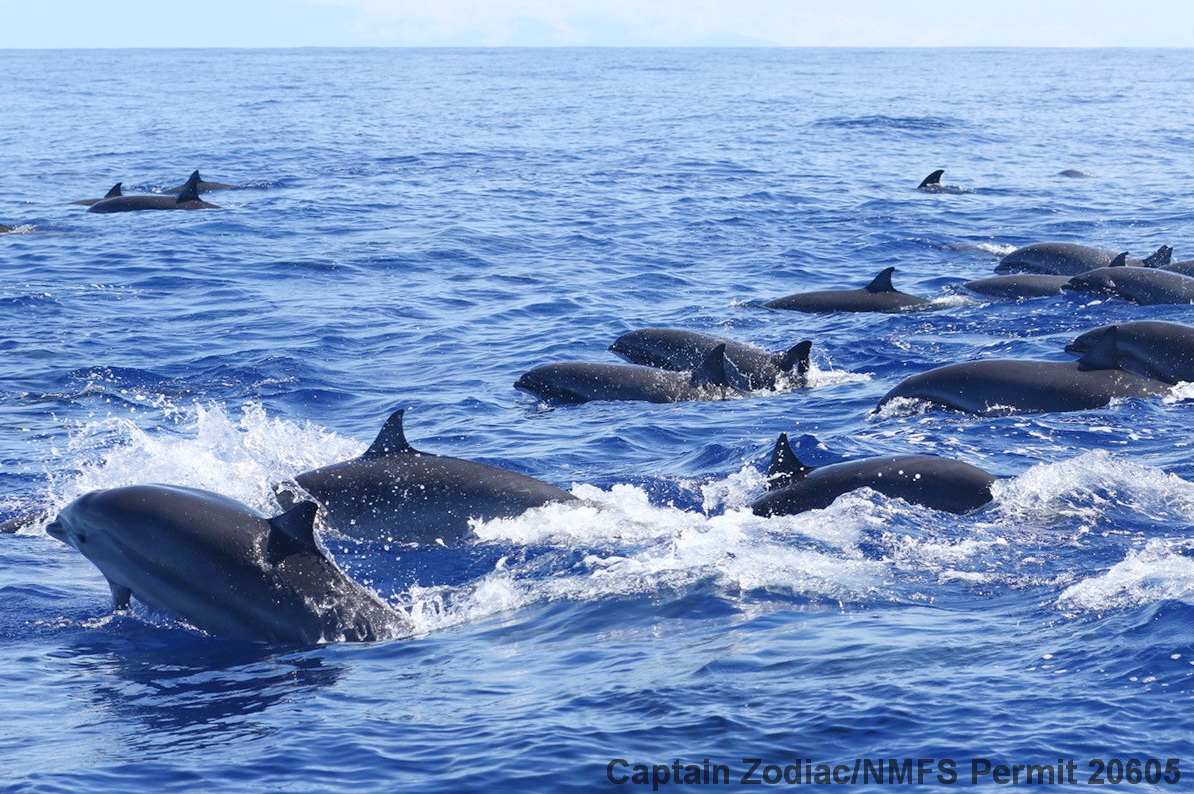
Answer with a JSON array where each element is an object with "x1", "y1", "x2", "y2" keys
[
  {"x1": 766, "y1": 433, "x2": 813, "y2": 490},
  {"x1": 363, "y1": 409, "x2": 417, "y2": 457},
  {"x1": 690, "y1": 344, "x2": 750, "y2": 391},
  {"x1": 104, "y1": 182, "x2": 123, "y2": 199},
  {"x1": 774, "y1": 340, "x2": 813, "y2": 376},
  {"x1": 1142, "y1": 245, "x2": 1173, "y2": 267},
  {"x1": 1109, "y1": 252, "x2": 1129, "y2": 268},
  {"x1": 176, "y1": 170, "x2": 202, "y2": 203},
  {"x1": 1077, "y1": 325, "x2": 1120, "y2": 372},
  {"x1": 917, "y1": 169, "x2": 944, "y2": 189},
  {"x1": 266, "y1": 501, "x2": 320, "y2": 562},
  {"x1": 864, "y1": 267, "x2": 897, "y2": 293}
]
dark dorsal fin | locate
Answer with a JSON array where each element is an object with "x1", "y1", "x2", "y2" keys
[
  {"x1": 1109, "y1": 252, "x2": 1129, "y2": 268},
  {"x1": 918, "y1": 169, "x2": 944, "y2": 189},
  {"x1": 774, "y1": 340, "x2": 813, "y2": 376},
  {"x1": 766, "y1": 433, "x2": 814, "y2": 490},
  {"x1": 1142, "y1": 245, "x2": 1173, "y2": 267},
  {"x1": 690, "y1": 344, "x2": 751, "y2": 391},
  {"x1": 176, "y1": 170, "x2": 202, "y2": 203},
  {"x1": 864, "y1": 267, "x2": 897, "y2": 293},
  {"x1": 109, "y1": 580, "x2": 132, "y2": 610},
  {"x1": 104, "y1": 182, "x2": 123, "y2": 199},
  {"x1": 266, "y1": 501, "x2": 321, "y2": 562},
  {"x1": 1077, "y1": 325, "x2": 1120, "y2": 372},
  {"x1": 362, "y1": 409, "x2": 418, "y2": 458}
]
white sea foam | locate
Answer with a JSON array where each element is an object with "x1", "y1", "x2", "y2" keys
[
  {"x1": 40, "y1": 401, "x2": 363, "y2": 517},
  {"x1": 1057, "y1": 539, "x2": 1194, "y2": 613}
]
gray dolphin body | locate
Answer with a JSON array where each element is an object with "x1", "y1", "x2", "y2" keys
[
  {"x1": 995, "y1": 243, "x2": 1171, "y2": 275},
  {"x1": 0, "y1": 224, "x2": 12, "y2": 234},
  {"x1": 1066, "y1": 321, "x2": 1194, "y2": 384},
  {"x1": 876, "y1": 328, "x2": 1169, "y2": 416},
  {"x1": 45, "y1": 485, "x2": 405, "y2": 644},
  {"x1": 1065, "y1": 265, "x2": 1194, "y2": 305},
  {"x1": 70, "y1": 182, "x2": 123, "y2": 206},
  {"x1": 516, "y1": 343, "x2": 757, "y2": 404},
  {"x1": 162, "y1": 170, "x2": 239, "y2": 194},
  {"x1": 609, "y1": 328, "x2": 810, "y2": 390},
  {"x1": 961, "y1": 274, "x2": 1071, "y2": 299},
  {"x1": 750, "y1": 434, "x2": 995, "y2": 516},
  {"x1": 88, "y1": 172, "x2": 219, "y2": 213},
  {"x1": 279, "y1": 411, "x2": 577, "y2": 544},
  {"x1": 764, "y1": 267, "x2": 932, "y2": 313}
]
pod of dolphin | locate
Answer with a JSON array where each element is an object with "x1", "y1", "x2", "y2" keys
[{"x1": 13, "y1": 168, "x2": 1194, "y2": 644}]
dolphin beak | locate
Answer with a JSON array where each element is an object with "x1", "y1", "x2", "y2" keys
[{"x1": 44, "y1": 519, "x2": 67, "y2": 542}]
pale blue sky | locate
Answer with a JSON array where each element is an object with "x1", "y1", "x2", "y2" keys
[{"x1": 3, "y1": 0, "x2": 1194, "y2": 48}]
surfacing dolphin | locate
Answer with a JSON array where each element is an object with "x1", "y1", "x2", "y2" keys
[
  {"x1": 995, "y1": 243, "x2": 1172, "y2": 275},
  {"x1": 750, "y1": 433, "x2": 995, "y2": 516},
  {"x1": 609, "y1": 328, "x2": 810, "y2": 391},
  {"x1": 515, "y1": 343, "x2": 755, "y2": 404},
  {"x1": 278, "y1": 410, "x2": 577, "y2": 544},
  {"x1": 69, "y1": 182, "x2": 123, "y2": 206},
  {"x1": 1064, "y1": 263, "x2": 1194, "y2": 305},
  {"x1": 45, "y1": 485, "x2": 405, "y2": 644},
  {"x1": 88, "y1": 171, "x2": 219, "y2": 213},
  {"x1": 961, "y1": 273, "x2": 1071, "y2": 300},
  {"x1": 876, "y1": 327, "x2": 1170, "y2": 416},
  {"x1": 764, "y1": 267, "x2": 933, "y2": 313},
  {"x1": 1066, "y1": 321, "x2": 1194, "y2": 385},
  {"x1": 162, "y1": 169, "x2": 239, "y2": 194},
  {"x1": 917, "y1": 169, "x2": 968, "y2": 194}
]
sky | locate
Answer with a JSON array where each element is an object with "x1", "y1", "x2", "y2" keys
[{"x1": 2, "y1": 0, "x2": 1194, "y2": 48}]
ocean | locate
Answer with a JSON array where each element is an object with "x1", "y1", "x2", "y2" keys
[{"x1": 2, "y1": 47, "x2": 1194, "y2": 792}]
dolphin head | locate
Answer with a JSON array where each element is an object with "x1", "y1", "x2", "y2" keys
[
  {"x1": 514, "y1": 366, "x2": 592, "y2": 404},
  {"x1": 608, "y1": 330, "x2": 673, "y2": 368}
]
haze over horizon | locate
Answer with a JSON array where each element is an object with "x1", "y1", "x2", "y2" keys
[{"x1": 3, "y1": 0, "x2": 1194, "y2": 49}]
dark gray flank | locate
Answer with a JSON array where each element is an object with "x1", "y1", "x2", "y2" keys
[
  {"x1": 280, "y1": 410, "x2": 576, "y2": 544},
  {"x1": 45, "y1": 484, "x2": 405, "y2": 644}
]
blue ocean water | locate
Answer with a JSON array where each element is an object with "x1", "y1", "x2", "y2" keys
[{"x1": 3, "y1": 47, "x2": 1194, "y2": 791}]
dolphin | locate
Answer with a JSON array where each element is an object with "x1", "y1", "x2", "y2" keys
[
  {"x1": 876, "y1": 327, "x2": 1170, "y2": 416},
  {"x1": 69, "y1": 182, "x2": 123, "y2": 206},
  {"x1": 1065, "y1": 321, "x2": 1194, "y2": 385},
  {"x1": 995, "y1": 243, "x2": 1172, "y2": 275},
  {"x1": 0, "y1": 224, "x2": 12, "y2": 234},
  {"x1": 1161, "y1": 261, "x2": 1194, "y2": 277},
  {"x1": 162, "y1": 170, "x2": 239, "y2": 194},
  {"x1": 45, "y1": 485, "x2": 405, "y2": 644},
  {"x1": 88, "y1": 171, "x2": 219, "y2": 213},
  {"x1": 1064, "y1": 263, "x2": 1194, "y2": 305},
  {"x1": 609, "y1": 329, "x2": 810, "y2": 391},
  {"x1": 1058, "y1": 169, "x2": 1095, "y2": 178},
  {"x1": 764, "y1": 267, "x2": 933, "y2": 313},
  {"x1": 278, "y1": 410, "x2": 577, "y2": 544},
  {"x1": 750, "y1": 433, "x2": 995, "y2": 516},
  {"x1": 917, "y1": 169, "x2": 968, "y2": 194},
  {"x1": 515, "y1": 343, "x2": 757, "y2": 404},
  {"x1": 961, "y1": 273, "x2": 1071, "y2": 300}
]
